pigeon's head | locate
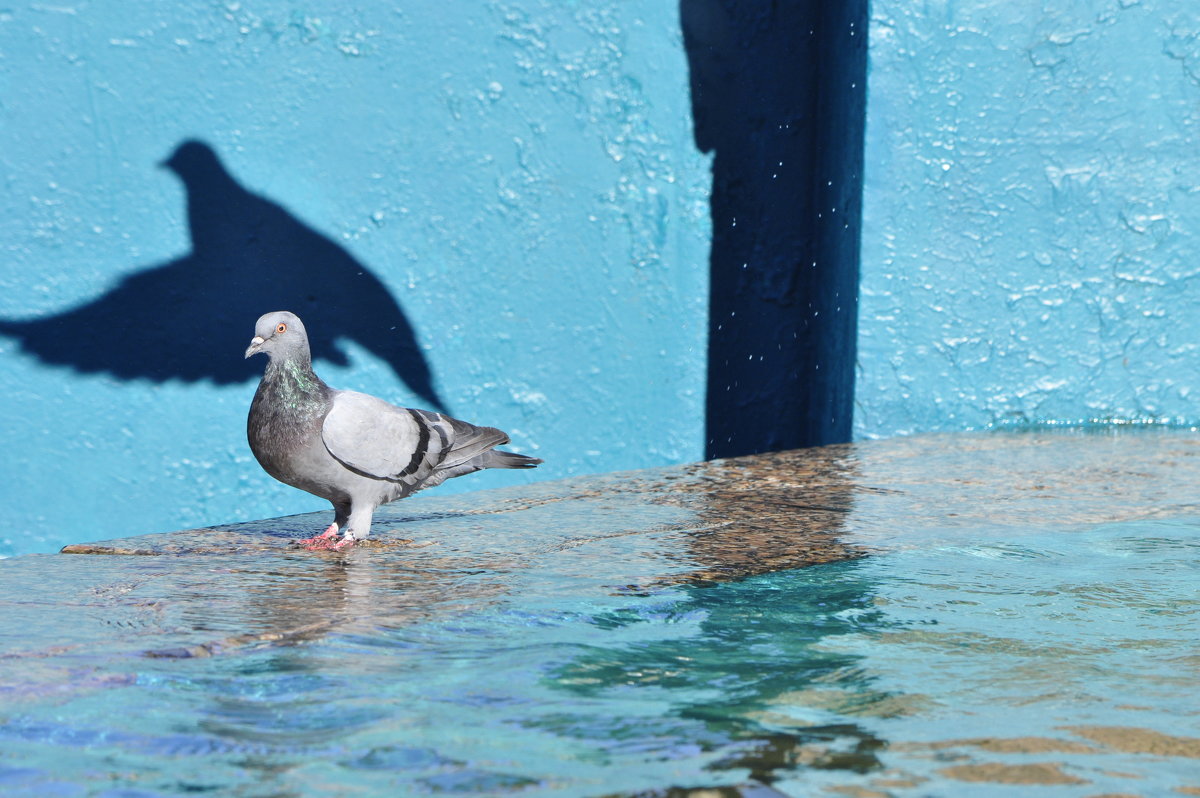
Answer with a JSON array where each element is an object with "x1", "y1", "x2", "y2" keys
[{"x1": 245, "y1": 311, "x2": 309, "y2": 361}]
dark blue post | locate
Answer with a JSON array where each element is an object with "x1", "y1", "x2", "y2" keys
[{"x1": 683, "y1": 0, "x2": 868, "y2": 458}]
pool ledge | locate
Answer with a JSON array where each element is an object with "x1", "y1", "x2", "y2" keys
[
  {"x1": 7, "y1": 427, "x2": 1200, "y2": 661},
  {"x1": 60, "y1": 426, "x2": 1200, "y2": 574},
  {"x1": 58, "y1": 422, "x2": 1200, "y2": 566}
]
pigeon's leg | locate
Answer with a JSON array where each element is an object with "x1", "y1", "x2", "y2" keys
[
  {"x1": 301, "y1": 503, "x2": 372, "y2": 551},
  {"x1": 299, "y1": 501, "x2": 351, "y2": 547},
  {"x1": 319, "y1": 505, "x2": 375, "y2": 550}
]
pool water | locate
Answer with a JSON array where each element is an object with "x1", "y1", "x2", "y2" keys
[{"x1": 1, "y1": 512, "x2": 1197, "y2": 797}]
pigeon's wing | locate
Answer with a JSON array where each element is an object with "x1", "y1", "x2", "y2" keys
[
  {"x1": 321, "y1": 391, "x2": 508, "y2": 487},
  {"x1": 321, "y1": 391, "x2": 436, "y2": 483}
]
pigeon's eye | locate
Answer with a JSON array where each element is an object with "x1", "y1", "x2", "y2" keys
[{"x1": 275, "y1": 323, "x2": 287, "y2": 334}]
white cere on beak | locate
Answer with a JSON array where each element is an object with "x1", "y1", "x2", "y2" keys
[{"x1": 245, "y1": 335, "x2": 268, "y2": 359}]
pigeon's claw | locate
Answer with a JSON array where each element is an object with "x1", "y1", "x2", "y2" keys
[
  {"x1": 300, "y1": 536, "x2": 348, "y2": 551},
  {"x1": 297, "y1": 525, "x2": 355, "y2": 551}
]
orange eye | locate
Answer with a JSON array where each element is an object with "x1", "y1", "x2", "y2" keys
[{"x1": 275, "y1": 323, "x2": 287, "y2": 334}]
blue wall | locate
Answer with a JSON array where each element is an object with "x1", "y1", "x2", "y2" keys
[
  {"x1": 6, "y1": 1, "x2": 1197, "y2": 557},
  {"x1": 0, "y1": 2, "x2": 711, "y2": 556},
  {"x1": 857, "y1": 0, "x2": 1200, "y2": 437}
]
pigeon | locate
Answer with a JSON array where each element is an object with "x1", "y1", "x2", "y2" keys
[{"x1": 245, "y1": 311, "x2": 542, "y2": 550}]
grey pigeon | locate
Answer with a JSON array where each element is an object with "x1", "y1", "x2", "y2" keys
[{"x1": 245, "y1": 311, "x2": 542, "y2": 550}]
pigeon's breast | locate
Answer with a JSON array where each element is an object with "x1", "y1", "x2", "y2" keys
[{"x1": 247, "y1": 380, "x2": 329, "y2": 481}]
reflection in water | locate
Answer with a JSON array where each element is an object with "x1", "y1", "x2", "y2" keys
[
  {"x1": 546, "y1": 561, "x2": 890, "y2": 789},
  {"x1": 533, "y1": 445, "x2": 885, "y2": 788},
  {"x1": 184, "y1": 549, "x2": 514, "y2": 765},
  {"x1": 667, "y1": 443, "x2": 864, "y2": 583}
]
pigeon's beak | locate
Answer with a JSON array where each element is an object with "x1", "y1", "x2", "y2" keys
[{"x1": 244, "y1": 336, "x2": 266, "y2": 359}]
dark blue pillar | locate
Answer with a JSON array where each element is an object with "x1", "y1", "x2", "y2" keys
[{"x1": 683, "y1": 0, "x2": 867, "y2": 458}]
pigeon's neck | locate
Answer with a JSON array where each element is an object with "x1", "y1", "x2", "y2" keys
[
  {"x1": 263, "y1": 354, "x2": 329, "y2": 408},
  {"x1": 248, "y1": 353, "x2": 331, "y2": 468}
]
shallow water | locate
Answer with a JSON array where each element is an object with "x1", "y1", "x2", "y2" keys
[{"x1": 2, "y1": 512, "x2": 1197, "y2": 797}]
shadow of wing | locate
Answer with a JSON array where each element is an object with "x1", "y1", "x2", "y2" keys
[
  {"x1": 0, "y1": 256, "x2": 246, "y2": 383},
  {"x1": 0, "y1": 140, "x2": 446, "y2": 409}
]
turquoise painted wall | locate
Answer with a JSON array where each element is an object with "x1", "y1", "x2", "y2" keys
[
  {"x1": 858, "y1": 0, "x2": 1200, "y2": 437},
  {"x1": 8, "y1": 0, "x2": 1196, "y2": 557},
  {"x1": 0, "y1": 2, "x2": 710, "y2": 556}
]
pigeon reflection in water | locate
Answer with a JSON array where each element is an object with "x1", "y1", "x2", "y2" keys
[{"x1": 0, "y1": 140, "x2": 444, "y2": 410}]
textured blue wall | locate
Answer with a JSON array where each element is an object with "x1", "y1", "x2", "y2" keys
[
  {"x1": 858, "y1": 0, "x2": 1200, "y2": 437},
  {"x1": 0, "y1": 2, "x2": 710, "y2": 556},
  {"x1": 11, "y1": 1, "x2": 1190, "y2": 557}
]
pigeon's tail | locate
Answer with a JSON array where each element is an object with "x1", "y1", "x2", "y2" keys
[{"x1": 482, "y1": 450, "x2": 543, "y2": 469}]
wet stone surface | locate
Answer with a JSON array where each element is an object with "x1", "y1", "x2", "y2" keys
[
  {"x1": 3, "y1": 429, "x2": 1200, "y2": 796},
  {"x1": 58, "y1": 427, "x2": 1200, "y2": 577}
]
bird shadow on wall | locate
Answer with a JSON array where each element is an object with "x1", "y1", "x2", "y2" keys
[{"x1": 0, "y1": 140, "x2": 445, "y2": 411}]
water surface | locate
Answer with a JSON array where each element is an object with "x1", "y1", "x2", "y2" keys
[{"x1": 3, "y1": 431, "x2": 1199, "y2": 796}]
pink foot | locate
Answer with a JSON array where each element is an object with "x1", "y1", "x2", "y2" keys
[
  {"x1": 298, "y1": 522, "x2": 340, "y2": 547},
  {"x1": 300, "y1": 533, "x2": 356, "y2": 552}
]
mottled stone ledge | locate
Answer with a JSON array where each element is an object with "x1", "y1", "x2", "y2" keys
[
  {"x1": 9, "y1": 428, "x2": 1199, "y2": 665},
  {"x1": 61, "y1": 426, "x2": 1200, "y2": 580}
]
